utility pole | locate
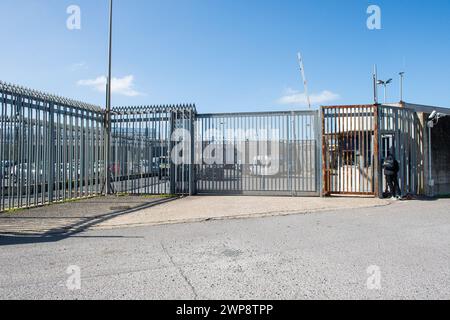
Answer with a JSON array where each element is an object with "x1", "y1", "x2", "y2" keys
[{"x1": 104, "y1": 0, "x2": 113, "y2": 194}]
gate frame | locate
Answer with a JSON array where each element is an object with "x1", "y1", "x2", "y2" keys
[
  {"x1": 321, "y1": 104, "x2": 380, "y2": 197},
  {"x1": 321, "y1": 103, "x2": 427, "y2": 199},
  {"x1": 194, "y1": 110, "x2": 322, "y2": 197}
]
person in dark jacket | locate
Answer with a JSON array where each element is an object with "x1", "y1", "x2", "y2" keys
[{"x1": 383, "y1": 150, "x2": 400, "y2": 199}]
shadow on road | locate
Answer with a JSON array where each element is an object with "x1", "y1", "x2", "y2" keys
[{"x1": 0, "y1": 197, "x2": 177, "y2": 246}]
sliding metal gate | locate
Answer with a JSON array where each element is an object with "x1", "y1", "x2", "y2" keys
[{"x1": 195, "y1": 111, "x2": 320, "y2": 196}]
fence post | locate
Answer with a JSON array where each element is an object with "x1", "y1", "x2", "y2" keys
[
  {"x1": 169, "y1": 110, "x2": 176, "y2": 195},
  {"x1": 189, "y1": 109, "x2": 195, "y2": 196},
  {"x1": 319, "y1": 108, "x2": 326, "y2": 197},
  {"x1": 48, "y1": 102, "x2": 55, "y2": 203},
  {"x1": 321, "y1": 107, "x2": 330, "y2": 197},
  {"x1": 373, "y1": 104, "x2": 381, "y2": 198}
]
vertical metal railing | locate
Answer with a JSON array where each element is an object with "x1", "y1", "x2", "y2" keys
[
  {"x1": 322, "y1": 104, "x2": 423, "y2": 197},
  {"x1": 322, "y1": 105, "x2": 376, "y2": 195},
  {"x1": 110, "y1": 105, "x2": 196, "y2": 196},
  {"x1": 378, "y1": 106, "x2": 423, "y2": 197},
  {"x1": 0, "y1": 81, "x2": 105, "y2": 212},
  {"x1": 194, "y1": 111, "x2": 320, "y2": 196},
  {"x1": 0, "y1": 81, "x2": 428, "y2": 212}
]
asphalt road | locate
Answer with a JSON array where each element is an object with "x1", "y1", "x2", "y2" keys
[{"x1": 0, "y1": 199, "x2": 449, "y2": 300}]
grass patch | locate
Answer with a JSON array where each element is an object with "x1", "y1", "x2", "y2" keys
[
  {"x1": 141, "y1": 194, "x2": 176, "y2": 199},
  {"x1": 59, "y1": 195, "x2": 98, "y2": 204},
  {"x1": 1, "y1": 195, "x2": 100, "y2": 215},
  {"x1": 114, "y1": 193, "x2": 177, "y2": 199},
  {"x1": 115, "y1": 193, "x2": 130, "y2": 197},
  {"x1": 3, "y1": 207, "x2": 26, "y2": 214}
]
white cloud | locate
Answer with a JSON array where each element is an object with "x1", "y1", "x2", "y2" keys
[
  {"x1": 77, "y1": 75, "x2": 144, "y2": 97},
  {"x1": 70, "y1": 61, "x2": 87, "y2": 72},
  {"x1": 278, "y1": 88, "x2": 340, "y2": 106}
]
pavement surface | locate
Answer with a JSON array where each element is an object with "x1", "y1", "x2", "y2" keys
[
  {"x1": 83, "y1": 196, "x2": 390, "y2": 230},
  {"x1": 0, "y1": 198, "x2": 449, "y2": 300},
  {"x1": 0, "y1": 195, "x2": 389, "y2": 233}
]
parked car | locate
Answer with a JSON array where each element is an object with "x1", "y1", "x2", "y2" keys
[
  {"x1": 199, "y1": 166, "x2": 225, "y2": 180},
  {"x1": 0, "y1": 161, "x2": 15, "y2": 180},
  {"x1": 109, "y1": 163, "x2": 121, "y2": 176},
  {"x1": 152, "y1": 156, "x2": 170, "y2": 180},
  {"x1": 10, "y1": 163, "x2": 44, "y2": 183},
  {"x1": 56, "y1": 162, "x2": 80, "y2": 181},
  {"x1": 139, "y1": 160, "x2": 151, "y2": 174}
]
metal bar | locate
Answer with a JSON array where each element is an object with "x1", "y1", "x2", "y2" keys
[
  {"x1": 48, "y1": 102, "x2": 55, "y2": 203},
  {"x1": 0, "y1": 88, "x2": 5, "y2": 211},
  {"x1": 321, "y1": 107, "x2": 327, "y2": 196},
  {"x1": 373, "y1": 105, "x2": 380, "y2": 197}
]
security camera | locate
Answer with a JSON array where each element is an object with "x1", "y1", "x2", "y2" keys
[
  {"x1": 429, "y1": 111, "x2": 437, "y2": 120},
  {"x1": 436, "y1": 112, "x2": 445, "y2": 120},
  {"x1": 428, "y1": 111, "x2": 447, "y2": 127}
]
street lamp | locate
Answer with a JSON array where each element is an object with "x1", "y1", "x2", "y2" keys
[{"x1": 377, "y1": 78, "x2": 393, "y2": 104}]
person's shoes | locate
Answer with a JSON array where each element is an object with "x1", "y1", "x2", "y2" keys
[{"x1": 390, "y1": 197, "x2": 397, "y2": 201}]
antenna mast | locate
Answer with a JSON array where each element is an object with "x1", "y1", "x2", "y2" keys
[
  {"x1": 373, "y1": 64, "x2": 378, "y2": 104},
  {"x1": 297, "y1": 52, "x2": 311, "y2": 109}
]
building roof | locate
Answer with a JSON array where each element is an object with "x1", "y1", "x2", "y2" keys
[{"x1": 385, "y1": 102, "x2": 450, "y2": 115}]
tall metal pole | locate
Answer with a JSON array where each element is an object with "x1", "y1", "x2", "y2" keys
[
  {"x1": 104, "y1": 0, "x2": 113, "y2": 194},
  {"x1": 297, "y1": 52, "x2": 311, "y2": 109},
  {"x1": 428, "y1": 125, "x2": 432, "y2": 195},
  {"x1": 373, "y1": 65, "x2": 378, "y2": 104},
  {"x1": 399, "y1": 72, "x2": 405, "y2": 102}
]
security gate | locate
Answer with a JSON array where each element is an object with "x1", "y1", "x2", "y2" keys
[
  {"x1": 322, "y1": 104, "x2": 424, "y2": 197},
  {"x1": 378, "y1": 106, "x2": 424, "y2": 196},
  {"x1": 322, "y1": 105, "x2": 377, "y2": 195},
  {"x1": 195, "y1": 111, "x2": 320, "y2": 196}
]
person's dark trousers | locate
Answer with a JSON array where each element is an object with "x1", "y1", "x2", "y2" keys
[{"x1": 386, "y1": 174, "x2": 400, "y2": 197}]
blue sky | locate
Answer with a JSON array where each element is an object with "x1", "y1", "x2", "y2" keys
[{"x1": 0, "y1": 0, "x2": 449, "y2": 113}]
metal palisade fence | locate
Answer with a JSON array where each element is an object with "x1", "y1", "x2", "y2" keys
[
  {"x1": 0, "y1": 81, "x2": 428, "y2": 213},
  {"x1": 0, "y1": 81, "x2": 105, "y2": 212},
  {"x1": 110, "y1": 105, "x2": 196, "y2": 196}
]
